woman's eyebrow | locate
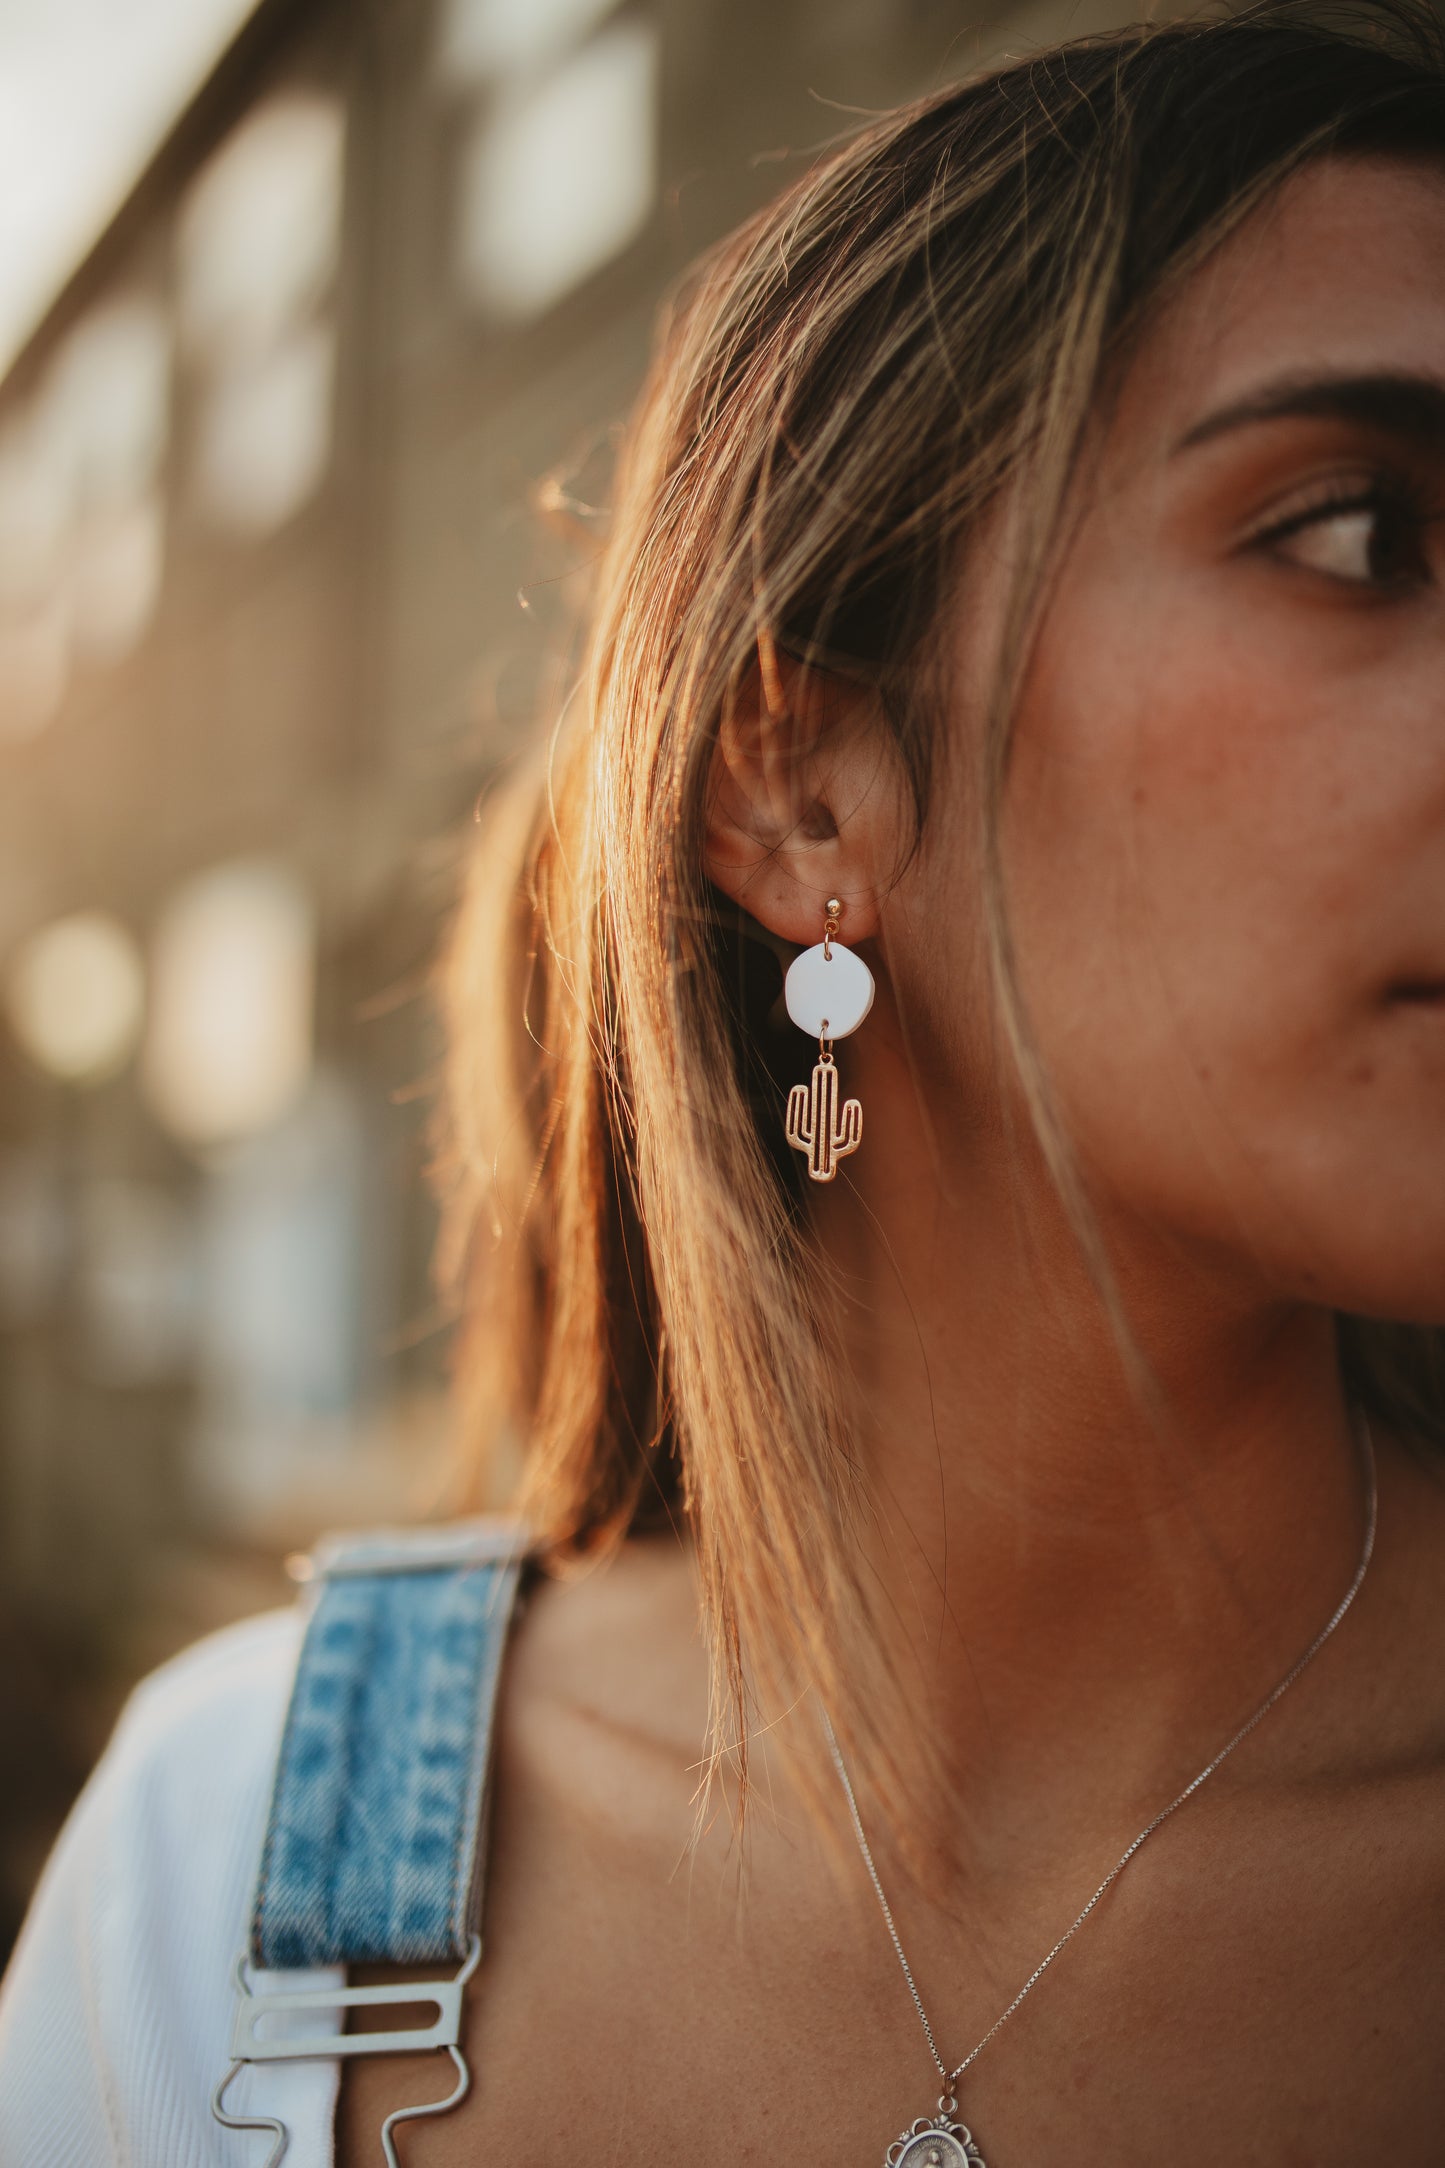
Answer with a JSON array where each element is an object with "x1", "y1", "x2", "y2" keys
[{"x1": 1173, "y1": 370, "x2": 1445, "y2": 456}]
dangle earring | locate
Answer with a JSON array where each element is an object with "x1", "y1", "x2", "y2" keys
[{"x1": 784, "y1": 898, "x2": 874, "y2": 1183}]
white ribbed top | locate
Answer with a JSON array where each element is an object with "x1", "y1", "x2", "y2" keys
[{"x1": 0, "y1": 1605, "x2": 342, "y2": 2166}]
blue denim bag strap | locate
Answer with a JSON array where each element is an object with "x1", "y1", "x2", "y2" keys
[{"x1": 211, "y1": 1515, "x2": 528, "y2": 2168}]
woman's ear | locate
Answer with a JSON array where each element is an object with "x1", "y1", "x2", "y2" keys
[{"x1": 704, "y1": 632, "x2": 896, "y2": 947}]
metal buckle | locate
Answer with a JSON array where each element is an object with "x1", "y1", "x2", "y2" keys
[{"x1": 210, "y1": 1935, "x2": 482, "y2": 2167}]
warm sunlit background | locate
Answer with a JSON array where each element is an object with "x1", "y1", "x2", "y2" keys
[{"x1": 0, "y1": 0, "x2": 1163, "y2": 1957}]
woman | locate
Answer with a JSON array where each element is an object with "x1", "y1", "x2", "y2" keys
[{"x1": 4, "y1": 3, "x2": 1445, "y2": 2160}]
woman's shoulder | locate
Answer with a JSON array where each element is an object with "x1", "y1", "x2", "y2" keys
[
  {"x1": 0, "y1": 1601, "x2": 340, "y2": 2167},
  {"x1": 52, "y1": 1601, "x2": 311, "y2": 1904},
  {"x1": 11, "y1": 1599, "x2": 307, "y2": 1952},
  {"x1": 104, "y1": 1600, "x2": 306, "y2": 1783}
]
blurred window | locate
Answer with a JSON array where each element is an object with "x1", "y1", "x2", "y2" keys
[
  {"x1": 192, "y1": 1069, "x2": 368, "y2": 1535},
  {"x1": 437, "y1": 0, "x2": 621, "y2": 79},
  {"x1": 142, "y1": 861, "x2": 315, "y2": 1147},
  {"x1": 443, "y1": 1, "x2": 658, "y2": 323},
  {"x1": 0, "y1": 408, "x2": 71, "y2": 740},
  {"x1": 69, "y1": 492, "x2": 166, "y2": 663},
  {"x1": 188, "y1": 325, "x2": 334, "y2": 538},
  {"x1": 47, "y1": 300, "x2": 170, "y2": 663},
  {"x1": 0, "y1": 295, "x2": 170, "y2": 736},
  {"x1": 5, "y1": 909, "x2": 145, "y2": 1084},
  {"x1": 48, "y1": 300, "x2": 170, "y2": 509},
  {"x1": 178, "y1": 92, "x2": 344, "y2": 536}
]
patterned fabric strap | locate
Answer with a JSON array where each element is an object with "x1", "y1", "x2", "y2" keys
[{"x1": 248, "y1": 1516, "x2": 526, "y2": 1970}]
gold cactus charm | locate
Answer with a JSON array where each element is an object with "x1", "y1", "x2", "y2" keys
[{"x1": 787, "y1": 1048, "x2": 862, "y2": 1183}]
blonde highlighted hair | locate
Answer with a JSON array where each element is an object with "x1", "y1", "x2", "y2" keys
[{"x1": 436, "y1": 0, "x2": 1445, "y2": 1807}]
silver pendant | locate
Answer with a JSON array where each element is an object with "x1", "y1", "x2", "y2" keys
[{"x1": 885, "y1": 2103, "x2": 988, "y2": 2168}]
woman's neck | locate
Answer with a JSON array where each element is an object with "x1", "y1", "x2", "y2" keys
[{"x1": 808, "y1": 1058, "x2": 1369, "y2": 1856}]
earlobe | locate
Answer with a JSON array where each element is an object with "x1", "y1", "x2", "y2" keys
[{"x1": 702, "y1": 638, "x2": 889, "y2": 947}]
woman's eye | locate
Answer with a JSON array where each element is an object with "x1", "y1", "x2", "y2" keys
[{"x1": 1264, "y1": 492, "x2": 1430, "y2": 589}]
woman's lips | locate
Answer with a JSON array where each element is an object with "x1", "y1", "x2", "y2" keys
[{"x1": 1388, "y1": 979, "x2": 1445, "y2": 1004}]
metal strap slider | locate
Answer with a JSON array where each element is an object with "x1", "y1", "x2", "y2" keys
[
  {"x1": 229, "y1": 1935, "x2": 480, "y2": 2060},
  {"x1": 212, "y1": 1938, "x2": 483, "y2": 2168}
]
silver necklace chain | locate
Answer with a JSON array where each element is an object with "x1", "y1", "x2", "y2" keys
[{"x1": 823, "y1": 1419, "x2": 1378, "y2": 2100}]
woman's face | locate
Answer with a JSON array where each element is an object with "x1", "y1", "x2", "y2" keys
[{"x1": 930, "y1": 155, "x2": 1445, "y2": 1321}]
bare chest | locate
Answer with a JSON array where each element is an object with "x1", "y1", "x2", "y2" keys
[{"x1": 334, "y1": 1779, "x2": 1445, "y2": 2166}]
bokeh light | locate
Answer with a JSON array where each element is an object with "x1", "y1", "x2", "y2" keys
[
  {"x1": 142, "y1": 861, "x2": 315, "y2": 1148},
  {"x1": 5, "y1": 909, "x2": 145, "y2": 1083}
]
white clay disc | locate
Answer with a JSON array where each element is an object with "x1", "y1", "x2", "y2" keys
[{"x1": 784, "y1": 940, "x2": 875, "y2": 1040}]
